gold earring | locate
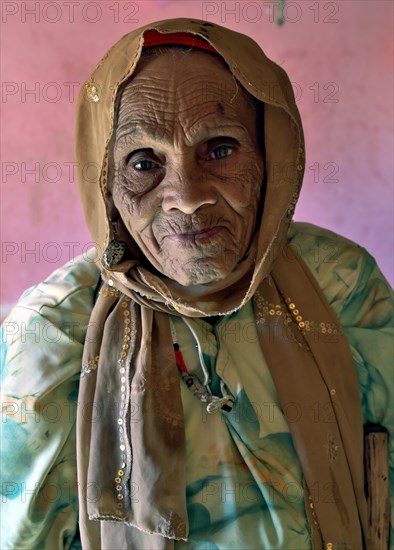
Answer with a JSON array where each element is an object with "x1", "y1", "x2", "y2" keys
[{"x1": 102, "y1": 222, "x2": 126, "y2": 267}]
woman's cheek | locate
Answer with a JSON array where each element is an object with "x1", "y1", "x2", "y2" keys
[
  {"x1": 112, "y1": 180, "x2": 138, "y2": 218},
  {"x1": 113, "y1": 179, "x2": 162, "y2": 234},
  {"x1": 220, "y1": 159, "x2": 263, "y2": 209}
]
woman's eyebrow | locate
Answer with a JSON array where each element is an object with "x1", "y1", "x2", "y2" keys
[
  {"x1": 115, "y1": 120, "x2": 252, "y2": 149},
  {"x1": 188, "y1": 122, "x2": 251, "y2": 141},
  {"x1": 115, "y1": 124, "x2": 170, "y2": 147}
]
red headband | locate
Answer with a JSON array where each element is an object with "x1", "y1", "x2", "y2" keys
[{"x1": 143, "y1": 29, "x2": 218, "y2": 54}]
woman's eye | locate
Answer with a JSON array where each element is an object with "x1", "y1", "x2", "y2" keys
[
  {"x1": 124, "y1": 148, "x2": 161, "y2": 172},
  {"x1": 207, "y1": 144, "x2": 235, "y2": 161},
  {"x1": 131, "y1": 159, "x2": 157, "y2": 171}
]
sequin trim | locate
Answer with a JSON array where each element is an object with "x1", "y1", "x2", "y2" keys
[
  {"x1": 99, "y1": 285, "x2": 120, "y2": 298},
  {"x1": 307, "y1": 493, "x2": 320, "y2": 529},
  {"x1": 325, "y1": 544, "x2": 352, "y2": 550},
  {"x1": 113, "y1": 295, "x2": 136, "y2": 516},
  {"x1": 254, "y1": 290, "x2": 343, "y2": 353},
  {"x1": 287, "y1": 191, "x2": 299, "y2": 218},
  {"x1": 254, "y1": 291, "x2": 343, "y2": 336},
  {"x1": 81, "y1": 355, "x2": 99, "y2": 377}
]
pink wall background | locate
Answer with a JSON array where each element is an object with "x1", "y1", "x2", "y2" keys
[{"x1": 1, "y1": 0, "x2": 393, "y2": 318}]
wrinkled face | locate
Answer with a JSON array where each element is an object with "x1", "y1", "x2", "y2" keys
[{"x1": 112, "y1": 49, "x2": 264, "y2": 286}]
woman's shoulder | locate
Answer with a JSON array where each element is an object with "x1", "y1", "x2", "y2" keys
[
  {"x1": 287, "y1": 220, "x2": 368, "y2": 263},
  {"x1": 0, "y1": 253, "x2": 99, "y2": 548},
  {"x1": 9, "y1": 250, "x2": 101, "y2": 318},
  {"x1": 286, "y1": 221, "x2": 393, "y2": 327},
  {"x1": 287, "y1": 221, "x2": 384, "y2": 305},
  {"x1": 1, "y1": 252, "x2": 100, "y2": 382}
]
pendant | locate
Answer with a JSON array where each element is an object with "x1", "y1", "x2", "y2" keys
[
  {"x1": 171, "y1": 318, "x2": 234, "y2": 415},
  {"x1": 206, "y1": 396, "x2": 234, "y2": 415},
  {"x1": 206, "y1": 397, "x2": 221, "y2": 414},
  {"x1": 103, "y1": 240, "x2": 126, "y2": 267}
]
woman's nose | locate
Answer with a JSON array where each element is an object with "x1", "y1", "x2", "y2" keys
[{"x1": 161, "y1": 157, "x2": 218, "y2": 214}]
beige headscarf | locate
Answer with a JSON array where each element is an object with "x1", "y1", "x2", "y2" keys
[{"x1": 75, "y1": 18, "x2": 369, "y2": 549}]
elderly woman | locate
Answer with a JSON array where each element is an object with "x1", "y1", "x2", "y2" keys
[{"x1": 1, "y1": 18, "x2": 392, "y2": 550}]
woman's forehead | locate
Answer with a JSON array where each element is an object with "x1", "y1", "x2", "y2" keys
[
  {"x1": 116, "y1": 50, "x2": 255, "y2": 129},
  {"x1": 122, "y1": 50, "x2": 235, "y2": 98}
]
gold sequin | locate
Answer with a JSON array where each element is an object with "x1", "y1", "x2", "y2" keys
[
  {"x1": 81, "y1": 356, "x2": 99, "y2": 377},
  {"x1": 113, "y1": 297, "x2": 132, "y2": 517},
  {"x1": 254, "y1": 291, "x2": 342, "y2": 353},
  {"x1": 297, "y1": 164, "x2": 303, "y2": 171},
  {"x1": 85, "y1": 82, "x2": 100, "y2": 103},
  {"x1": 115, "y1": 477, "x2": 121, "y2": 483},
  {"x1": 330, "y1": 388, "x2": 336, "y2": 396},
  {"x1": 325, "y1": 435, "x2": 339, "y2": 461},
  {"x1": 99, "y1": 286, "x2": 120, "y2": 298}
]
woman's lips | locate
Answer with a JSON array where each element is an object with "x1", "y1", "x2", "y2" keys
[{"x1": 166, "y1": 226, "x2": 225, "y2": 245}]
